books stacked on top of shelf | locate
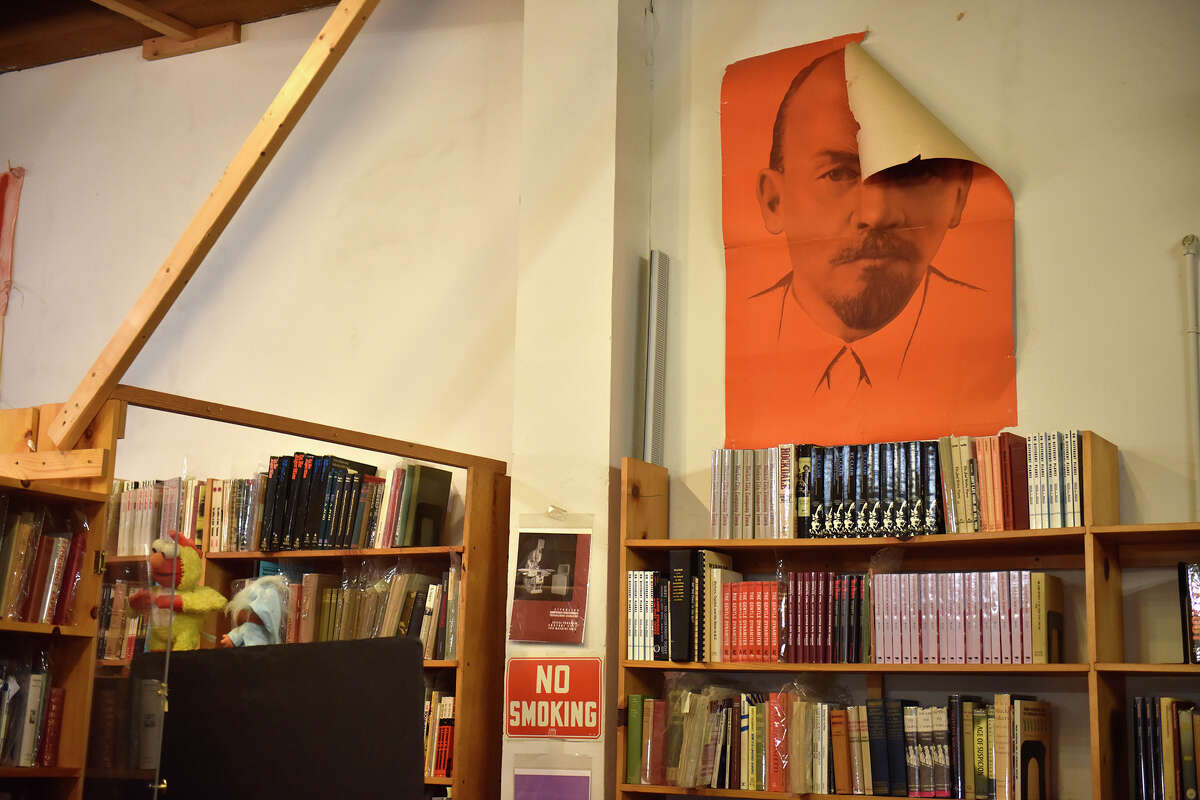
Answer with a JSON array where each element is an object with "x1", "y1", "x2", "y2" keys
[
  {"x1": 0, "y1": 648, "x2": 63, "y2": 768},
  {"x1": 108, "y1": 456, "x2": 455, "y2": 555},
  {"x1": 424, "y1": 685, "x2": 456, "y2": 779},
  {"x1": 267, "y1": 559, "x2": 459, "y2": 658},
  {"x1": 709, "y1": 431, "x2": 1085, "y2": 539},
  {"x1": 1132, "y1": 697, "x2": 1198, "y2": 800},
  {"x1": 1, "y1": 498, "x2": 90, "y2": 627},
  {"x1": 628, "y1": 552, "x2": 1065, "y2": 665},
  {"x1": 624, "y1": 684, "x2": 1051, "y2": 798},
  {"x1": 96, "y1": 579, "x2": 148, "y2": 661},
  {"x1": 1180, "y1": 562, "x2": 1200, "y2": 664}
]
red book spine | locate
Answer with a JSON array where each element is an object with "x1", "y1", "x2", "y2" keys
[
  {"x1": 788, "y1": 571, "x2": 798, "y2": 663},
  {"x1": 36, "y1": 687, "x2": 65, "y2": 767},
  {"x1": 51, "y1": 530, "x2": 87, "y2": 625},
  {"x1": 433, "y1": 718, "x2": 454, "y2": 776},
  {"x1": 768, "y1": 692, "x2": 786, "y2": 791},
  {"x1": 735, "y1": 583, "x2": 745, "y2": 663},
  {"x1": 770, "y1": 582, "x2": 780, "y2": 663},
  {"x1": 722, "y1": 581, "x2": 732, "y2": 662},
  {"x1": 752, "y1": 581, "x2": 761, "y2": 663},
  {"x1": 999, "y1": 432, "x2": 1030, "y2": 530}
]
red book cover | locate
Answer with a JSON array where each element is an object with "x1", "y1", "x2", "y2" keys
[
  {"x1": 723, "y1": 581, "x2": 732, "y2": 662},
  {"x1": 768, "y1": 692, "x2": 787, "y2": 791},
  {"x1": 51, "y1": 529, "x2": 87, "y2": 625},
  {"x1": 752, "y1": 581, "x2": 763, "y2": 662},
  {"x1": 998, "y1": 432, "x2": 1029, "y2": 530},
  {"x1": 770, "y1": 581, "x2": 780, "y2": 662},
  {"x1": 21, "y1": 535, "x2": 55, "y2": 622},
  {"x1": 508, "y1": 529, "x2": 590, "y2": 644},
  {"x1": 729, "y1": 582, "x2": 739, "y2": 662},
  {"x1": 36, "y1": 687, "x2": 65, "y2": 767},
  {"x1": 433, "y1": 716, "x2": 454, "y2": 776},
  {"x1": 648, "y1": 691, "x2": 667, "y2": 784},
  {"x1": 820, "y1": 571, "x2": 831, "y2": 663},
  {"x1": 788, "y1": 571, "x2": 798, "y2": 663}
]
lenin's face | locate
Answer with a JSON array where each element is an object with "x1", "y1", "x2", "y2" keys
[{"x1": 756, "y1": 55, "x2": 972, "y2": 341}]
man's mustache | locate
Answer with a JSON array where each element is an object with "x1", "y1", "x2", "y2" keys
[{"x1": 829, "y1": 232, "x2": 919, "y2": 266}]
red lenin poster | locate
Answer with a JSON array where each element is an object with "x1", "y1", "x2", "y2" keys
[{"x1": 722, "y1": 34, "x2": 1016, "y2": 447}]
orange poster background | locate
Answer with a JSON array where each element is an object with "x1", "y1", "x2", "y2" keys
[{"x1": 722, "y1": 35, "x2": 1016, "y2": 448}]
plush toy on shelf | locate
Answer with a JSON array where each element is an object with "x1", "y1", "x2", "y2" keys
[
  {"x1": 129, "y1": 530, "x2": 227, "y2": 651},
  {"x1": 219, "y1": 575, "x2": 289, "y2": 647}
]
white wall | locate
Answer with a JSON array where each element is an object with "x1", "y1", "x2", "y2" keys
[
  {"x1": 652, "y1": 0, "x2": 1200, "y2": 536},
  {"x1": 0, "y1": 0, "x2": 522, "y2": 479}
]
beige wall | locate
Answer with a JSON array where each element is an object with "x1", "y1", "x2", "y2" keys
[
  {"x1": 652, "y1": 0, "x2": 1200, "y2": 538},
  {"x1": 0, "y1": 1, "x2": 522, "y2": 478}
]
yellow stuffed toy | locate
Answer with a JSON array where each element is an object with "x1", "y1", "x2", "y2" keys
[{"x1": 129, "y1": 530, "x2": 226, "y2": 651}]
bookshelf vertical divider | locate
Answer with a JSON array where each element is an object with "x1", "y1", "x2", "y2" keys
[
  {"x1": 612, "y1": 430, "x2": 1180, "y2": 800},
  {"x1": 0, "y1": 400, "x2": 126, "y2": 800},
  {"x1": 69, "y1": 384, "x2": 508, "y2": 798}
]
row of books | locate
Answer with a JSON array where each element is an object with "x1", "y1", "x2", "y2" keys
[
  {"x1": 0, "y1": 499, "x2": 88, "y2": 626},
  {"x1": 97, "y1": 580, "x2": 147, "y2": 661},
  {"x1": 107, "y1": 456, "x2": 455, "y2": 556},
  {"x1": 88, "y1": 678, "x2": 163, "y2": 772},
  {"x1": 629, "y1": 550, "x2": 1065, "y2": 666},
  {"x1": 625, "y1": 687, "x2": 1051, "y2": 798},
  {"x1": 1133, "y1": 697, "x2": 1199, "y2": 800},
  {"x1": 0, "y1": 650, "x2": 63, "y2": 768},
  {"x1": 277, "y1": 561, "x2": 459, "y2": 659},
  {"x1": 1181, "y1": 562, "x2": 1200, "y2": 664},
  {"x1": 424, "y1": 688, "x2": 455, "y2": 779},
  {"x1": 709, "y1": 441, "x2": 941, "y2": 539},
  {"x1": 708, "y1": 431, "x2": 1086, "y2": 539}
]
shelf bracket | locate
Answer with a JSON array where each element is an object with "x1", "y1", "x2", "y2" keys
[
  {"x1": 89, "y1": 0, "x2": 242, "y2": 62},
  {"x1": 0, "y1": 448, "x2": 109, "y2": 482}
]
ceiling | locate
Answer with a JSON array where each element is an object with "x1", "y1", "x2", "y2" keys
[{"x1": 0, "y1": 0, "x2": 337, "y2": 74}]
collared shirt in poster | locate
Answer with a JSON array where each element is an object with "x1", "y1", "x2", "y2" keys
[{"x1": 509, "y1": 528, "x2": 590, "y2": 644}]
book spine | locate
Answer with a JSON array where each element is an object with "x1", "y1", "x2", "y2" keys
[
  {"x1": 627, "y1": 694, "x2": 643, "y2": 784},
  {"x1": 711, "y1": 449, "x2": 721, "y2": 538},
  {"x1": 668, "y1": 550, "x2": 693, "y2": 662},
  {"x1": 887, "y1": 700, "x2": 909, "y2": 796},
  {"x1": 867, "y1": 697, "x2": 891, "y2": 795}
]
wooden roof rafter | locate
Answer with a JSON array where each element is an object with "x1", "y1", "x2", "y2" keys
[{"x1": 87, "y1": 0, "x2": 241, "y2": 61}]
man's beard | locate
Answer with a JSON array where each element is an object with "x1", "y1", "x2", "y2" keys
[{"x1": 824, "y1": 232, "x2": 923, "y2": 332}]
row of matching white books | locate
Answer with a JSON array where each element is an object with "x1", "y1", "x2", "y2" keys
[{"x1": 870, "y1": 571, "x2": 1065, "y2": 666}]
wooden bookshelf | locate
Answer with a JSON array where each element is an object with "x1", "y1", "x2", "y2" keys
[
  {"x1": 614, "y1": 439, "x2": 1200, "y2": 800},
  {"x1": 0, "y1": 387, "x2": 505, "y2": 799},
  {"x1": 0, "y1": 401, "x2": 125, "y2": 800}
]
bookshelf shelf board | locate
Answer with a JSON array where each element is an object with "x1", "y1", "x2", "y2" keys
[
  {"x1": 204, "y1": 545, "x2": 464, "y2": 561},
  {"x1": 0, "y1": 766, "x2": 81, "y2": 778},
  {"x1": 0, "y1": 619, "x2": 94, "y2": 637},
  {"x1": 0, "y1": 475, "x2": 108, "y2": 503},
  {"x1": 1088, "y1": 524, "x2": 1200, "y2": 567},
  {"x1": 96, "y1": 658, "x2": 131, "y2": 668},
  {"x1": 625, "y1": 528, "x2": 1085, "y2": 551},
  {"x1": 620, "y1": 660, "x2": 1090, "y2": 675},
  {"x1": 425, "y1": 659, "x2": 457, "y2": 669},
  {"x1": 84, "y1": 768, "x2": 155, "y2": 781},
  {"x1": 1094, "y1": 662, "x2": 1200, "y2": 674},
  {"x1": 103, "y1": 554, "x2": 147, "y2": 566},
  {"x1": 425, "y1": 776, "x2": 453, "y2": 785}
]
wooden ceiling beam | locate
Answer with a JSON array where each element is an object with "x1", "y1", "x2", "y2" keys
[
  {"x1": 48, "y1": 0, "x2": 381, "y2": 450},
  {"x1": 89, "y1": 0, "x2": 199, "y2": 41}
]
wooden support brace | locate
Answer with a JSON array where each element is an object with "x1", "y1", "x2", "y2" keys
[
  {"x1": 49, "y1": 0, "x2": 382, "y2": 450},
  {"x1": 0, "y1": 448, "x2": 109, "y2": 482},
  {"x1": 143, "y1": 22, "x2": 241, "y2": 61}
]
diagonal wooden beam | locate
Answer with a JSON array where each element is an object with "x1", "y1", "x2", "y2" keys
[
  {"x1": 49, "y1": 0, "x2": 381, "y2": 450},
  {"x1": 89, "y1": 0, "x2": 199, "y2": 42}
]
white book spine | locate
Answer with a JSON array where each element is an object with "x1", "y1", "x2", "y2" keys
[
  {"x1": 1021, "y1": 570, "x2": 1034, "y2": 664},
  {"x1": 627, "y1": 571, "x2": 635, "y2": 660},
  {"x1": 1070, "y1": 430, "x2": 1081, "y2": 526},
  {"x1": 1048, "y1": 432, "x2": 1062, "y2": 528},
  {"x1": 891, "y1": 572, "x2": 903, "y2": 665},
  {"x1": 721, "y1": 449, "x2": 733, "y2": 539},
  {"x1": 1009, "y1": 570, "x2": 1023, "y2": 663},
  {"x1": 731, "y1": 450, "x2": 744, "y2": 540},
  {"x1": 953, "y1": 572, "x2": 966, "y2": 664},
  {"x1": 965, "y1": 571, "x2": 982, "y2": 664},
  {"x1": 779, "y1": 444, "x2": 794, "y2": 540},
  {"x1": 769, "y1": 446, "x2": 779, "y2": 538},
  {"x1": 998, "y1": 570, "x2": 1012, "y2": 663}
]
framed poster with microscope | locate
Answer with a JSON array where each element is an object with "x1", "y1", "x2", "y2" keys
[{"x1": 509, "y1": 527, "x2": 590, "y2": 644}]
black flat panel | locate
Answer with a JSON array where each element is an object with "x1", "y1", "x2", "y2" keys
[{"x1": 134, "y1": 638, "x2": 424, "y2": 799}]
